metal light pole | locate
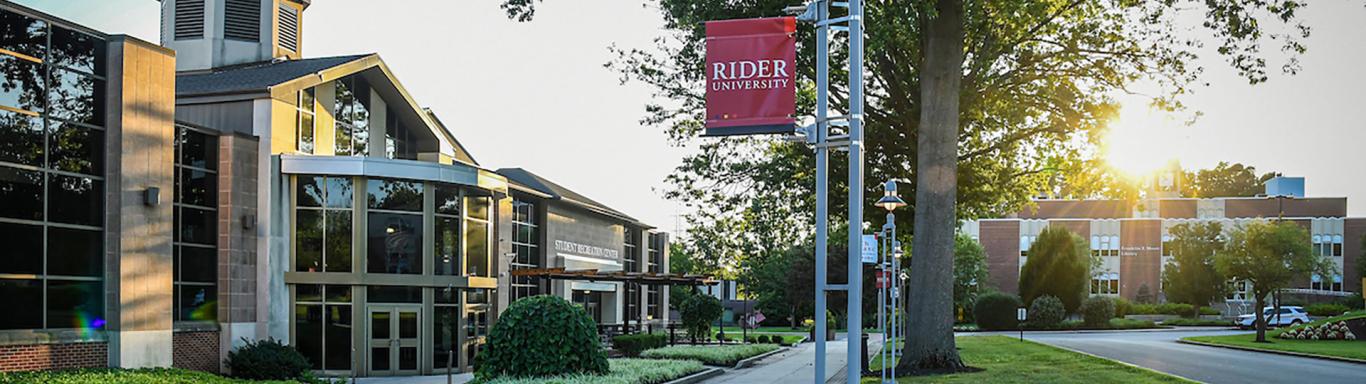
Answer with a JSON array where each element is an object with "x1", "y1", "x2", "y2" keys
[
  {"x1": 875, "y1": 181, "x2": 907, "y2": 382},
  {"x1": 786, "y1": 1, "x2": 863, "y2": 382}
]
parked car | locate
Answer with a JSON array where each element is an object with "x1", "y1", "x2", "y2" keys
[{"x1": 1236, "y1": 306, "x2": 1310, "y2": 329}]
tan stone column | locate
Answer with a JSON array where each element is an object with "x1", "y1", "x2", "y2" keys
[{"x1": 104, "y1": 35, "x2": 177, "y2": 368}]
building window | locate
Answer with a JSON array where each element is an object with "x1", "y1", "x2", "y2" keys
[
  {"x1": 296, "y1": 87, "x2": 315, "y2": 154},
  {"x1": 434, "y1": 185, "x2": 461, "y2": 275},
  {"x1": 0, "y1": 10, "x2": 105, "y2": 331},
  {"x1": 382, "y1": 107, "x2": 419, "y2": 160},
  {"x1": 434, "y1": 287, "x2": 461, "y2": 370},
  {"x1": 465, "y1": 195, "x2": 491, "y2": 277},
  {"x1": 295, "y1": 284, "x2": 352, "y2": 371},
  {"x1": 296, "y1": 175, "x2": 353, "y2": 272},
  {"x1": 174, "y1": 125, "x2": 217, "y2": 322},
  {"x1": 1019, "y1": 235, "x2": 1035, "y2": 270},
  {"x1": 333, "y1": 76, "x2": 369, "y2": 156},
  {"x1": 510, "y1": 197, "x2": 540, "y2": 301},
  {"x1": 646, "y1": 233, "x2": 665, "y2": 318},
  {"x1": 1091, "y1": 272, "x2": 1119, "y2": 296},
  {"x1": 366, "y1": 178, "x2": 424, "y2": 274},
  {"x1": 624, "y1": 228, "x2": 639, "y2": 320}
]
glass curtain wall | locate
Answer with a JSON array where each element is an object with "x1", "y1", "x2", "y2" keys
[
  {"x1": 0, "y1": 8, "x2": 106, "y2": 331},
  {"x1": 173, "y1": 125, "x2": 217, "y2": 322},
  {"x1": 292, "y1": 175, "x2": 496, "y2": 374}
]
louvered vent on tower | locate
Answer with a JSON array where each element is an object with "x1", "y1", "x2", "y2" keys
[
  {"x1": 224, "y1": 0, "x2": 261, "y2": 41},
  {"x1": 278, "y1": 5, "x2": 299, "y2": 52},
  {"x1": 174, "y1": 0, "x2": 205, "y2": 40}
]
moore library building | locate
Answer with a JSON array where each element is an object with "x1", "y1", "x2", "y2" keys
[
  {"x1": 0, "y1": 0, "x2": 674, "y2": 376},
  {"x1": 963, "y1": 177, "x2": 1363, "y2": 313}
]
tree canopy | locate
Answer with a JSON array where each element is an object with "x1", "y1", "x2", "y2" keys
[
  {"x1": 1215, "y1": 220, "x2": 1333, "y2": 341},
  {"x1": 1161, "y1": 222, "x2": 1227, "y2": 313}
]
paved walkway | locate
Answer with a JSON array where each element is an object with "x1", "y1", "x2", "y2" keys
[
  {"x1": 352, "y1": 372, "x2": 473, "y2": 384},
  {"x1": 701, "y1": 333, "x2": 884, "y2": 384}
]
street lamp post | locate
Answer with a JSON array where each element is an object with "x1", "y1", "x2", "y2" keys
[{"x1": 875, "y1": 181, "x2": 907, "y2": 382}]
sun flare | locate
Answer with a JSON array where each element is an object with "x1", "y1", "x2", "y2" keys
[{"x1": 1103, "y1": 105, "x2": 1185, "y2": 180}]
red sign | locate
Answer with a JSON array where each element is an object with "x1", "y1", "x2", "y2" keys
[
  {"x1": 876, "y1": 270, "x2": 891, "y2": 288},
  {"x1": 704, "y1": 17, "x2": 797, "y2": 136}
]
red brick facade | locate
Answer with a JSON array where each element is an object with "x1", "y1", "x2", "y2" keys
[
  {"x1": 981, "y1": 220, "x2": 1021, "y2": 294},
  {"x1": 173, "y1": 330, "x2": 221, "y2": 373},
  {"x1": 0, "y1": 342, "x2": 107, "y2": 372}
]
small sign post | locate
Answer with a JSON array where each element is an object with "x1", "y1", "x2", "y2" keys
[
  {"x1": 1017, "y1": 307, "x2": 1027, "y2": 341},
  {"x1": 860, "y1": 234, "x2": 878, "y2": 264}
]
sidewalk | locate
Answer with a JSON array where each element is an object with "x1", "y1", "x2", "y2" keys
[
  {"x1": 701, "y1": 333, "x2": 884, "y2": 384},
  {"x1": 353, "y1": 372, "x2": 473, "y2": 384}
]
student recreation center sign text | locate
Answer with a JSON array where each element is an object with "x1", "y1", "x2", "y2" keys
[{"x1": 704, "y1": 17, "x2": 797, "y2": 137}]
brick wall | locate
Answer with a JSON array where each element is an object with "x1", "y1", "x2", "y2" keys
[
  {"x1": 0, "y1": 342, "x2": 107, "y2": 372},
  {"x1": 173, "y1": 330, "x2": 220, "y2": 373}
]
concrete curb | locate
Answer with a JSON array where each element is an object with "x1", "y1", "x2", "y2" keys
[
  {"x1": 1176, "y1": 339, "x2": 1366, "y2": 365},
  {"x1": 1032, "y1": 339, "x2": 1206, "y2": 383},
  {"x1": 664, "y1": 367, "x2": 724, "y2": 384},
  {"x1": 733, "y1": 347, "x2": 787, "y2": 369}
]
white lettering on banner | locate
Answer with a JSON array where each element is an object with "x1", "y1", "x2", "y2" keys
[
  {"x1": 710, "y1": 59, "x2": 791, "y2": 92},
  {"x1": 554, "y1": 240, "x2": 621, "y2": 260}
]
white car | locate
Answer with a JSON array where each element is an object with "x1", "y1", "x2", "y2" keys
[{"x1": 1237, "y1": 306, "x2": 1310, "y2": 329}]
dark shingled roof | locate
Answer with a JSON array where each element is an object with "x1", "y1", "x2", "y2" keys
[
  {"x1": 496, "y1": 168, "x2": 644, "y2": 225},
  {"x1": 176, "y1": 54, "x2": 370, "y2": 97}
]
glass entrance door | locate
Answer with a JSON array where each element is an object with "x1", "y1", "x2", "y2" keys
[{"x1": 368, "y1": 306, "x2": 420, "y2": 376}]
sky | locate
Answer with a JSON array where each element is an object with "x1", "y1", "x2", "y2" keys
[{"x1": 14, "y1": 0, "x2": 1366, "y2": 227}]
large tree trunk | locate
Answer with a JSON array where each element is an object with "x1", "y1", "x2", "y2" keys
[
  {"x1": 1254, "y1": 292, "x2": 1267, "y2": 342},
  {"x1": 898, "y1": 0, "x2": 967, "y2": 374}
]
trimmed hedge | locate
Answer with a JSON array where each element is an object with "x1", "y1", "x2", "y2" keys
[
  {"x1": 613, "y1": 334, "x2": 667, "y2": 357},
  {"x1": 1082, "y1": 296, "x2": 1116, "y2": 327},
  {"x1": 224, "y1": 337, "x2": 310, "y2": 381},
  {"x1": 1028, "y1": 295, "x2": 1066, "y2": 328},
  {"x1": 1306, "y1": 303, "x2": 1350, "y2": 317},
  {"x1": 974, "y1": 292, "x2": 1023, "y2": 331},
  {"x1": 477, "y1": 295, "x2": 609, "y2": 380},
  {"x1": 641, "y1": 344, "x2": 779, "y2": 366},
  {"x1": 0, "y1": 368, "x2": 306, "y2": 384},
  {"x1": 1129, "y1": 303, "x2": 1197, "y2": 317}
]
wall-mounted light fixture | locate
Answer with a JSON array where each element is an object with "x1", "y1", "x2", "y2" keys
[{"x1": 143, "y1": 187, "x2": 160, "y2": 207}]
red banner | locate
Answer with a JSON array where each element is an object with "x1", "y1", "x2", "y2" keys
[{"x1": 704, "y1": 17, "x2": 797, "y2": 136}]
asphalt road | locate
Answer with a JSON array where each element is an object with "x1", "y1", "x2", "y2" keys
[{"x1": 1009, "y1": 328, "x2": 1366, "y2": 384}]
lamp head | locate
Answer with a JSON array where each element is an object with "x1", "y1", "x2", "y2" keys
[{"x1": 876, "y1": 180, "x2": 907, "y2": 212}]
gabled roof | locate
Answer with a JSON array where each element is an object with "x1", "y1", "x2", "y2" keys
[
  {"x1": 496, "y1": 168, "x2": 650, "y2": 228},
  {"x1": 176, "y1": 54, "x2": 370, "y2": 97}
]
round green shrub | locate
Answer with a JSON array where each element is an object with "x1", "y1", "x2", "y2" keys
[
  {"x1": 679, "y1": 294, "x2": 723, "y2": 342},
  {"x1": 745, "y1": 336, "x2": 757, "y2": 343},
  {"x1": 973, "y1": 292, "x2": 1023, "y2": 331},
  {"x1": 1081, "y1": 296, "x2": 1115, "y2": 327},
  {"x1": 1028, "y1": 295, "x2": 1066, "y2": 328},
  {"x1": 224, "y1": 337, "x2": 310, "y2": 381},
  {"x1": 476, "y1": 295, "x2": 608, "y2": 380},
  {"x1": 1113, "y1": 297, "x2": 1132, "y2": 318}
]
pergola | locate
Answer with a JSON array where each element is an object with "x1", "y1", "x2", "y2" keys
[{"x1": 509, "y1": 267, "x2": 719, "y2": 333}]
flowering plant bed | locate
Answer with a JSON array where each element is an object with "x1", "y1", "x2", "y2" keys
[{"x1": 1278, "y1": 319, "x2": 1362, "y2": 340}]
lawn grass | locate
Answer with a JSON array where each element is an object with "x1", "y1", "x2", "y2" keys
[
  {"x1": 476, "y1": 358, "x2": 706, "y2": 384},
  {"x1": 717, "y1": 326, "x2": 807, "y2": 334},
  {"x1": 1182, "y1": 310, "x2": 1366, "y2": 361},
  {"x1": 0, "y1": 368, "x2": 301, "y2": 384},
  {"x1": 867, "y1": 336, "x2": 1192, "y2": 383},
  {"x1": 640, "y1": 344, "x2": 780, "y2": 366}
]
